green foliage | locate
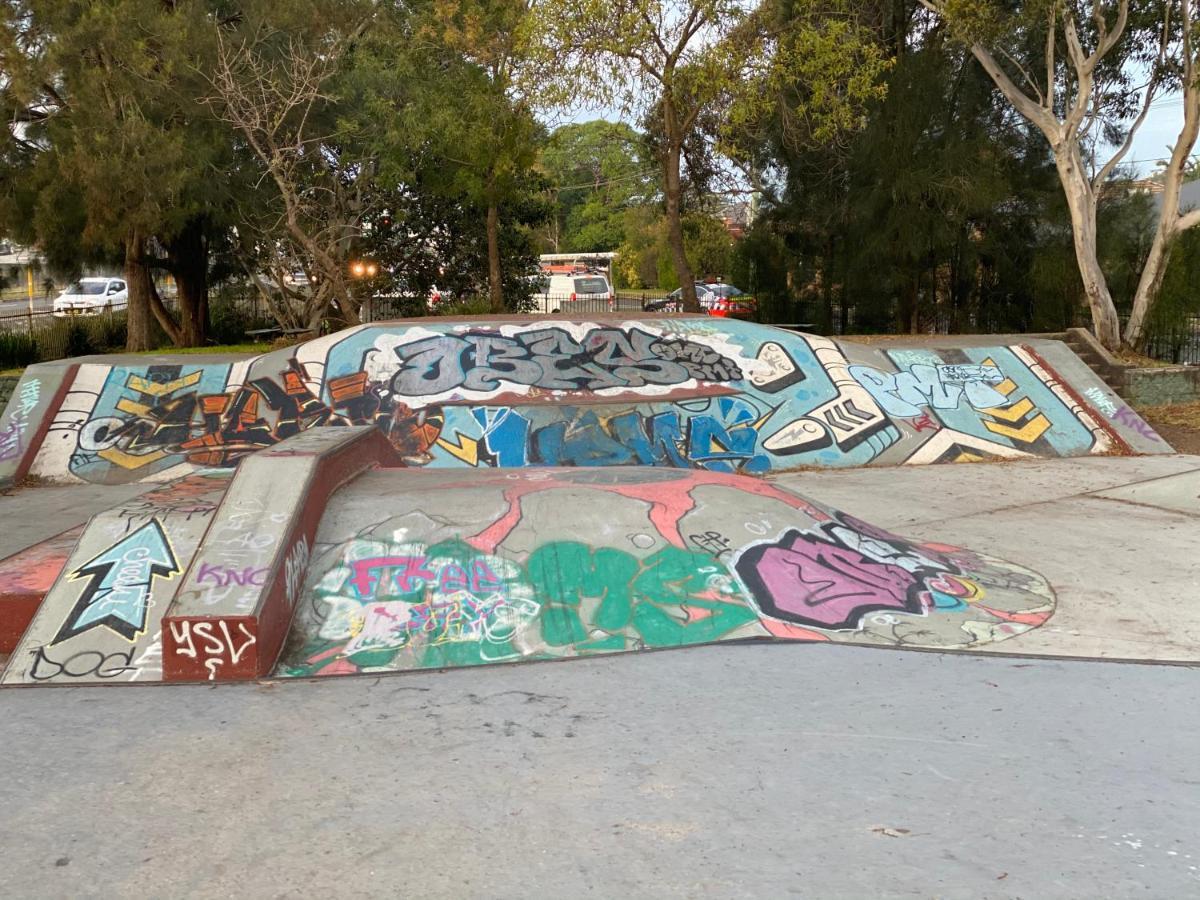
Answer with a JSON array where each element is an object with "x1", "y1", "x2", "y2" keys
[
  {"x1": 208, "y1": 296, "x2": 275, "y2": 347},
  {"x1": 0, "y1": 332, "x2": 39, "y2": 370},
  {"x1": 615, "y1": 209, "x2": 734, "y2": 290},
  {"x1": 732, "y1": 18, "x2": 1172, "y2": 335},
  {"x1": 428, "y1": 295, "x2": 495, "y2": 317},
  {"x1": 540, "y1": 121, "x2": 655, "y2": 252},
  {"x1": 62, "y1": 321, "x2": 96, "y2": 358}
]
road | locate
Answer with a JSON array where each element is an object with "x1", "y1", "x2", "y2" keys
[{"x1": 0, "y1": 295, "x2": 53, "y2": 316}]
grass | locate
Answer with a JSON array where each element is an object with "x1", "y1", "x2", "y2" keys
[
  {"x1": 0, "y1": 341, "x2": 271, "y2": 377},
  {"x1": 1137, "y1": 400, "x2": 1200, "y2": 428},
  {"x1": 125, "y1": 342, "x2": 271, "y2": 356}
]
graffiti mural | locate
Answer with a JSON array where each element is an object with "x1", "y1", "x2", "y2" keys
[
  {"x1": 25, "y1": 319, "x2": 1140, "y2": 485},
  {"x1": 277, "y1": 468, "x2": 1056, "y2": 677},
  {"x1": 0, "y1": 378, "x2": 40, "y2": 463},
  {"x1": 1, "y1": 470, "x2": 233, "y2": 685}
]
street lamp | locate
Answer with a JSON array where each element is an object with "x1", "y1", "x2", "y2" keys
[{"x1": 349, "y1": 259, "x2": 379, "y2": 321}]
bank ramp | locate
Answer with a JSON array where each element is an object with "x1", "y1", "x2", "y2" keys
[{"x1": 0, "y1": 317, "x2": 1168, "y2": 490}]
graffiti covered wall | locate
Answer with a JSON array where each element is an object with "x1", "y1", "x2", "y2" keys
[
  {"x1": 21, "y1": 318, "x2": 1156, "y2": 485},
  {"x1": 277, "y1": 467, "x2": 1056, "y2": 676},
  {"x1": 1, "y1": 471, "x2": 233, "y2": 684}
]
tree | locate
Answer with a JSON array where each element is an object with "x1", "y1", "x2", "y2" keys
[
  {"x1": 0, "y1": 0, "x2": 233, "y2": 349},
  {"x1": 540, "y1": 120, "x2": 655, "y2": 252},
  {"x1": 415, "y1": 0, "x2": 545, "y2": 313},
  {"x1": 922, "y1": 0, "x2": 1200, "y2": 349},
  {"x1": 205, "y1": 11, "x2": 377, "y2": 333},
  {"x1": 530, "y1": 0, "x2": 889, "y2": 312}
]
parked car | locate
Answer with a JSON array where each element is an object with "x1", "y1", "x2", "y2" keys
[
  {"x1": 644, "y1": 283, "x2": 756, "y2": 318},
  {"x1": 700, "y1": 283, "x2": 757, "y2": 319},
  {"x1": 53, "y1": 277, "x2": 127, "y2": 316},
  {"x1": 530, "y1": 273, "x2": 613, "y2": 313}
]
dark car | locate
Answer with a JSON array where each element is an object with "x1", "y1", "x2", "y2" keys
[{"x1": 643, "y1": 283, "x2": 757, "y2": 318}]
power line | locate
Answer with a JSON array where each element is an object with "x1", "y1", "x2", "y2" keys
[{"x1": 551, "y1": 168, "x2": 658, "y2": 192}]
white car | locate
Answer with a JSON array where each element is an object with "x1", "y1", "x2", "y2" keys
[
  {"x1": 53, "y1": 277, "x2": 128, "y2": 316},
  {"x1": 529, "y1": 273, "x2": 613, "y2": 313}
]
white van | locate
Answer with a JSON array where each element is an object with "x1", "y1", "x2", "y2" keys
[{"x1": 529, "y1": 273, "x2": 613, "y2": 313}]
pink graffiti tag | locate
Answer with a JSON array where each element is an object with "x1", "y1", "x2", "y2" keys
[
  {"x1": 735, "y1": 518, "x2": 966, "y2": 630},
  {"x1": 742, "y1": 536, "x2": 918, "y2": 628},
  {"x1": 348, "y1": 555, "x2": 502, "y2": 599}
]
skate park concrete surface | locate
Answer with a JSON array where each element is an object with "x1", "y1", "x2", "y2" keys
[{"x1": 0, "y1": 317, "x2": 1197, "y2": 894}]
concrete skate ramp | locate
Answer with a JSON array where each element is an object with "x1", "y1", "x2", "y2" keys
[
  {"x1": 3, "y1": 427, "x2": 396, "y2": 684},
  {"x1": 277, "y1": 466, "x2": 1057, "y2": 677},
  {"x1": 0, "y1": 317, "x2": 1168, "y2": 487},
  {"x1": 0, "y1": 424, "x2": 1058, "y2": 684}
]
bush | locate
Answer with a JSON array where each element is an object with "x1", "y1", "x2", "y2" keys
[
  {"x1": 429, "y1": 295, "x2": 494, "y2": 317},
  {"x1": 204, "y1": 286, "x2": 281, "y2": 344},
  {"x1": 0, "y1": 332, "x2": 40, "y2": 369},
  {"x1": 63, "y1": 321, "x2": 98, "y2": 358}
]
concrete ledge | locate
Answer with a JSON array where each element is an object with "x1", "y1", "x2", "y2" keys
[
  {"x1": 1065, "y1": 326, "x2": 1200, "y2": 406},
  {"x1": 1124, "y1": 365, "x2": 1200, "y2": 407},
  {"x1": 161, "y1": 426, "x2": 402, "y2": 682}
]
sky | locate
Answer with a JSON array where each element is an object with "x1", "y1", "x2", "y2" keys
[{"x1": 1125, "y1": 94, "x2": 1193, "y2": 177}]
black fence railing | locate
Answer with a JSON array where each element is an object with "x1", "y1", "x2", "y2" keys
[
  {"x1": 0, "y1": 302, "x2": 131, "y2": 368},
  {"x1": 1122, "y1": 314, "x2": 1200, "y2": 365}
]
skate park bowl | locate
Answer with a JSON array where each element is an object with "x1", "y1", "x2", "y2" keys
[{"x1": 0, "y1": 316, "x2": 1171, "y2": 684}]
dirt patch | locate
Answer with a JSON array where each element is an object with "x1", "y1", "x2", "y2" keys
[
  {"x1": 1136, "y1": 401, "x2": 1200, "y2": 454},
  {"x1": 1112, "y1": 348, "x2": 1174, "y2": 368}
]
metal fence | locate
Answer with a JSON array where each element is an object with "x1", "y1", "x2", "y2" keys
[
  {"x1": 1124, "y1": 314, "x2": 1200, "y2": 365},
  {"x1": 0, "y1": 302, "x2": 130, "y2": 368}
]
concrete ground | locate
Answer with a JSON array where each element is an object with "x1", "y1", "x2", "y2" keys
[
  {"x1": 773, "y1": 454, "x2": 1200, "y2": 662},
  {"x1": 1, "y1": 455, "x2": 1198, "y2": 897},
  {"x1": 0, "y1": 647, "x2": 1197, "y2": 898}
]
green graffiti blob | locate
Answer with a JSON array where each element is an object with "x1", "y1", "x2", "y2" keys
[{"x1": 283, "y1": 539, "x2": 766, "y2": 677}]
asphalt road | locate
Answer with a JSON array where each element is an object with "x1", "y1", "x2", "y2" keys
[
  {"x1": 0, "y1": 295, "x2": 53, "y2": 315},
  {"x1": 0, "y1": 645, "x2": 1195, "y2": 898}
]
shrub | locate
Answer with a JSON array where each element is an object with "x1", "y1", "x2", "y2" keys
[
  {"x1": 63, "y1": 321, "x2": 98, "y2": 358},
  {"x1": 429, "y1": 295, "x2": 494, "y2": 317},
  {"x1": 0, "y1": 331, "x2": 40, "y2": 369},
  {"x1": 209, "y1": 293, "x2": 275, "y2": 345}
]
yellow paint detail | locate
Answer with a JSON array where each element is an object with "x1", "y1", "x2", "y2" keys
[
  {"x1": 985, "y1": 414, "x2": 1051, "y2": 442},
  {"x1": 437, "y1": 434, "x2": 480, "y2": 466},
  {"x1": 952, "y1": 451, "x2": 987, "y2": 463},
  {"x1": 98, "y1": 447, "x2": 170, "y2": 470},
  {"x1": 115, "y1": 398, "x2": 152, "y2": 417},
  {"x1": 126, "y1": 370, "x2": 202, "y2": 397},
  {"x1": 982, "y1": 397, "x2": 1034, "y2": 423}
]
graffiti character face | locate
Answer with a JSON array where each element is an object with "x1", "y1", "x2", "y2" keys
[{"x1": 735, "y1": 516, "x2": 969, "y2": 630}]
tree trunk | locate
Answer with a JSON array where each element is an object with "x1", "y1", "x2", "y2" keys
[
  {"x1": 664, "y1": 139, "x2": 700, "y2": 313},
  {"x1": 486, "y1": 201, "x2": 504, "y2": 314},
  {"x1": 821, "y1": 238, "x2": 834, "y2": 332},
  {"x1": 124, "y1": 232, "x2": 155, "y2": 352},
  {"x1": 1126, "y1": 87, "x2": 1200, "y2": 348},
  {"x1": 1056, "y1": 151, "x2": 1122, "y2": 349},
  {"x1": 1125, "y1": 214, "x2": 1177, "y2": 350},
  {"x1": 166, "y1": 217, "x2": 210, "y2": 347}
]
